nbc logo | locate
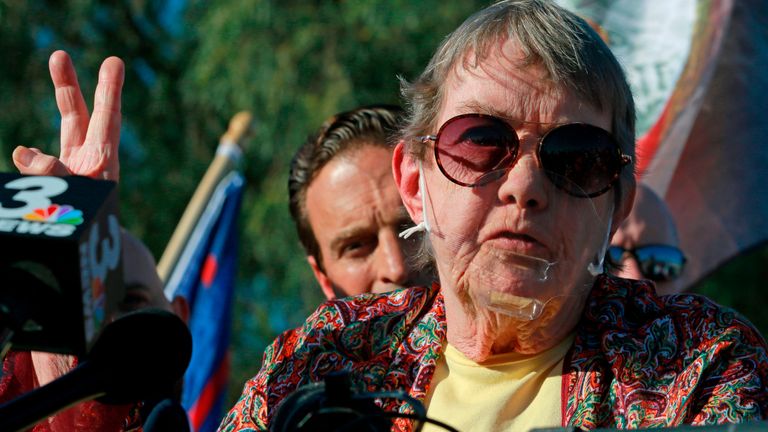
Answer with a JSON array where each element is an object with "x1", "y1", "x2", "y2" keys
[
  {"x1": 0, "y1": 177, "x2": 86, "y2": 237},
  {"x1": 23, "y1": 204, "x2": 84, "y2": 225},
  {"x1": 0, "y1": 203, "x2": 83, "y2": 237}
]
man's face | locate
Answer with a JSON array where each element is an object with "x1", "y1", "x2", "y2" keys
[
  {"x1": 305, "y1": 145, "x2": 421, "y2": 299},
  {"x1": 118, "y1": 231, "x2": 188, "y2": 321},
  {"x1": 610, "y1": 187, "x2": 684, "y2": 295}
]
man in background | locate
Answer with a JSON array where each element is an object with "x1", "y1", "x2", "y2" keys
[
  {"x1": 288, "y1": 105, "x2": 429, "y2": 299},
  {"x1": 609, "y1": 183, "x2": 687, "y2": 295}
]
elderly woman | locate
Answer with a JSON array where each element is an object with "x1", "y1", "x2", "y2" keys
[{"x1": 220, "y1": 1, "x2": 768, "y2": 431}]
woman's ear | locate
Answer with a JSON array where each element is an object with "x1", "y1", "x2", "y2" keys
[{"x1": 393, "y1": 140, "x2": 422, "y2": 223}]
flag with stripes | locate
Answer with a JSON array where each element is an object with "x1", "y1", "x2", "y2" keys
[
  {"x1": 559, "y1": 0, "x2": 768, "y2": 288},
  {"x1": 165, "y1": 171, "x2": 244, "y2": 431}
]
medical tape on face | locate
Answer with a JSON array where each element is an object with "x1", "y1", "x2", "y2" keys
[{"x1": 445, "y1": 176, "x2": 615, "y2": 322}]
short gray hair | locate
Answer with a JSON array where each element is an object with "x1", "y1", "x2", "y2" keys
[
  {"x1": 400, "y1": 0, "x2": 635, "y2": 186},
  {"x1": 399, "y1": 0, "x2": 636, "y2": 271}
]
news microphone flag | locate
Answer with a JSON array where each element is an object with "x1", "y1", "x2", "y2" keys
[{"x1": 164, "y1": 171, "x2": 244, "y2": 432}]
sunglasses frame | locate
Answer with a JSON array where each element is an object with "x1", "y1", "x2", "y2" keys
[
  {"x1": 606, "y1": 244, "x2": 687, "y2": 281},
  {"x1": 420, "y1": 113, "x2": 632, "y2": 198}
]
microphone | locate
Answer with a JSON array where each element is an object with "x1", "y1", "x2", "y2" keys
[
  {"x1": 271, "y1": 374, "x2": 459, "y2": 432},
  {"x1": 271, "y1": 373, "x2": 393, "y2": 432},
  {"x1": 143, "y1": 398, "x2": 191, "y2": 432},
  {"x1": 0, "y1": 173, "x2": 124, "y2": 356},
  {"x1": 0, "y1": 309, "x2": 191, "y2": 432}
]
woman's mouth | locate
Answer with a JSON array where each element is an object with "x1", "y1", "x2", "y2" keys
[{"x1": 485, "y1": 231, "x2": 550, "y2": 258}]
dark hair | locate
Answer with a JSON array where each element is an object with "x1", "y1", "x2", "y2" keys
[{"x1": 288, "y1": 105, "x2": 404, "y2": 264}]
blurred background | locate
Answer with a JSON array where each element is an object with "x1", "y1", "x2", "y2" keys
[{"x1": 1, "y1": 0, "x2": 766, "y2": 425}]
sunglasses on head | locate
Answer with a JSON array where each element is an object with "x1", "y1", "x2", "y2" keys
[
  {"x1": 606, "y1": 244, "x2": 687, "y2": 282},
  {"x1": 419, "y1": 113, "x2": 631, "y2": 198}
]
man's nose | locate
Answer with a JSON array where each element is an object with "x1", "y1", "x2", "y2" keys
[
  {"x1": 373, "y1": 232, "x2": 409, "y2": 291},
  {"x1": 616, "y1": 255, "x2": 644, "y2": 281}
]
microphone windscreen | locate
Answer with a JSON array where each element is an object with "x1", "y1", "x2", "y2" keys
[
  {"x1": 88, "y1": 309, "x2": 192, "y2": 404},
  {"x1": 143, "y1": 399, "x2": 190, "y2": 432}
]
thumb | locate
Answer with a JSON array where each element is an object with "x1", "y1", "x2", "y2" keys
[{"x1": 13, "y1": 146, "x2": 72, "y2": 177}]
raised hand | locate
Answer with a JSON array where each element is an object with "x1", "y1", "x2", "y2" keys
[{"x1": 12, "y1": 50, "x2": 124, "y2": 181}]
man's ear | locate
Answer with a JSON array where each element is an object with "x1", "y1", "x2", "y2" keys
[
  {"x1": 392, "y1": 140, "x2": 422, "y2": 223},
  {"x1": 307, "y1": 255, "x2": 336, "y2": 300},
  {"x1": 611, "y1": 181, "x2": 636, "y2": 237}
]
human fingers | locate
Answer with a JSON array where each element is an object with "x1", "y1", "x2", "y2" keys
[
  {"x1": 49, "y1": 50, "x2": 90, "y2": 157},
  {"x1": 12, "y1": 146, "x2": 72, "y2": 177},
  {"x1": 80, "y1": 56, "x2": 124, "y2": 181},
  {"x1": 30, "y1": 351, "x2": 76, "y2": 386}
]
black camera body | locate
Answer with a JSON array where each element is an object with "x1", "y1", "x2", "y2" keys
[{"x1": 272, "y1": 373, "x2": 392, "y2": 432}]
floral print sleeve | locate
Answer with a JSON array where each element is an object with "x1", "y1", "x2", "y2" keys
[
  {"x1": 218, "y1": 284, "x2": 445, "y2": 432},
  {"x1": 564, "y1": 275, "x2": 768, "y2": 429}
]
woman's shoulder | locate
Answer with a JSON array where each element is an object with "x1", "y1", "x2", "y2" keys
[
  {"x1": 220, "y1": 283, "x2": 445, "y2": 431},
  {"x1": 586, "y1": 274, "x2": 767, "y2": 353},
  {"x1": 286, "y1": 283, "x2": 440, "y2": 339},
  {"x1": 263, "y1": 283, "x2": 443, "y2": 365},
  {"x1": 570, "y1": 276, "x2": 768, "y2": 427},
  {"x1": 660, "y1": 290, "x2": 767, "y2": 349},
  {"x1": 311, "y1": 283, "x2": 440, "y2": 327}
]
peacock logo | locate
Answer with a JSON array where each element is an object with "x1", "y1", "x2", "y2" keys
[{"x1": 23, "y1": 204, "x2": 84, "y2": 225}]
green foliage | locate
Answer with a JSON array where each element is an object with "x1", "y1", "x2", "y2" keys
[
  {"x1": 178, "y1": 0, "x2": 492, "y2": 400},
  {"x1": 0, "y1": 0, "x2": 490, "y2": 407},
  {"x1": 691, "y1": 243, "x2": 768, "y2": 338},
  {"x1": 2, "y1": 0, "x2": 765, "y2": 414}
]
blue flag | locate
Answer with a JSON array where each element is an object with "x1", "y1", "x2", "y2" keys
[{"x1": 165, "y1": 172, "x2": 244, "y2": 432}]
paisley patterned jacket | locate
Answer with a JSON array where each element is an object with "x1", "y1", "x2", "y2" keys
[{"x1": 219, "y1": 275, "x2": 768, "y2": 431}]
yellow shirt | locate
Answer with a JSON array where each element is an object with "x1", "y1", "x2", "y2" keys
[{"x1": 423, "y1": 334, "x2": 574, "y2": 432}]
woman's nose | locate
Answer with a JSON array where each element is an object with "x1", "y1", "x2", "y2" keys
[{"x1": 496, "y1": 153, "x2": 549, "y2": 210}]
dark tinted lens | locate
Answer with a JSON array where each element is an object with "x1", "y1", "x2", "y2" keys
[
  {"x1": 634, "y1": 245, "x2": 686, "y2": 281},
  {"x1": 539, "y1": 123, "x2": 622, "y2": 197},
  {"x1": 435, "y1": 115, "x2": 517, "y2": 186}
]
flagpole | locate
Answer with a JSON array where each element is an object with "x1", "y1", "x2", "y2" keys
[{"x1": 157, "y1": 112, "x2": 252, "y2": 283}]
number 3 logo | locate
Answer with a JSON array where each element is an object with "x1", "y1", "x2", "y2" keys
[{"x1": 0, "y1": 176, "x2": 69, "y2": 219}]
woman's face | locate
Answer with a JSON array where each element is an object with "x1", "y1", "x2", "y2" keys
[{"x1": 403, "y1": 38, "x2": 628, "y2": 355}]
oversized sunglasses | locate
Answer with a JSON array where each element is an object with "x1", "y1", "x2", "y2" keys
[
  {"x1": 420, "y1": 113, "x2": 632, "y2": 197},
  {"x1": 606, "y1": 245, "x2": 687, "y2": 282}
]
